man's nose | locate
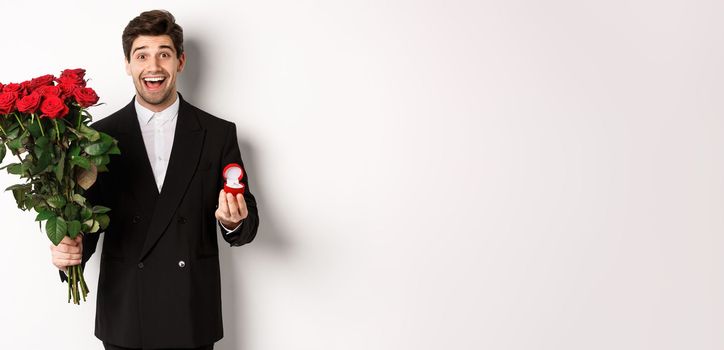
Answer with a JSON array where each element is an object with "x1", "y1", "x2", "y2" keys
[{"x1": 148, "y1": 56, "x2": 161, "y2": 71}]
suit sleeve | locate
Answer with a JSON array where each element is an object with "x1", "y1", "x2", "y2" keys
[{"x1": 218, "y1": 123, "x2": 259, "y2": 247}]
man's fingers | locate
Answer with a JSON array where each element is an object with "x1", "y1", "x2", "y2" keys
[
  {"x1": 55, "y1": 243, "x2": 82, "y2": 254},
  {"x1": 54, "y1": 252, "x2": 83, "y2": 260},
  {"x1": 226, "y1": 193, "x2": 239, "y2": 215},
  {"x1": 53, "y1": 258, "x2": 82, "y2": 268},
  {"x1": 60, "y1": 236, "x2": 78, "y2": 246},
  {"x1": 236, "y1": 194, "x2": 248, "y2": 219},
  {"x1": 218, "y1": 190, "x2": 229, "y2": 215}
]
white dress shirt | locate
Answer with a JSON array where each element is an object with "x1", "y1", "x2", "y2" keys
[{"x1": 135, "y1": 94, "x2": 240, "y2": 234}]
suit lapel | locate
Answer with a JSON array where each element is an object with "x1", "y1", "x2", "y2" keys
[
  {"x1": 115, "y1": 99, "x2": 159, "y2": 207},
  {"x1": 139, "y1": 96, "x2": 206, "y2": 260}
]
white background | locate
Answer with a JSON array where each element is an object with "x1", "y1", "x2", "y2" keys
[{"x1": 0, "y1": 0, "x2": 722, "y2": 349}]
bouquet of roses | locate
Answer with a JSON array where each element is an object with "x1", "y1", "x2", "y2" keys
[{"x1": 0, "y1": 69, "x2": 119, "y2": 304}]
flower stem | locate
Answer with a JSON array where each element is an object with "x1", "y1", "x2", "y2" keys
[
  {"x1": 13, "y1": 113, "x2": 25, "y2": 132},
  {"x1": 67, "y1": 269, "x2": 72, "y2": 303},
  {"x1": 53, "y1": 120, "x2": 60, "y2": 140}
]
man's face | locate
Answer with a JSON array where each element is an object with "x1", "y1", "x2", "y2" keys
[{"x1": 125, "y1": 35, "x2": 185, "y2": 111}]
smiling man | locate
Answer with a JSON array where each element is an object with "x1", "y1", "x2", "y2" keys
[{"x1": 49, "y1": 10, "x2": 259, "y2": 350}]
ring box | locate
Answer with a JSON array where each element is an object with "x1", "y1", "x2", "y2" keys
[{"x1": 223, "y1": 163, "x2": 245, "y2": 196}]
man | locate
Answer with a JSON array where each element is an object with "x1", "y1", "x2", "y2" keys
[{"x1": 49, "y1": 10, "x2": 259, "y2": 350}]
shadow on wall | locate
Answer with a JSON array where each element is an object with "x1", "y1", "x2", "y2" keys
[
  {"x1": 180, "y1": 36, "x2": 293, "y2": 350},
  {"x1": 178, "y1": 37, "x2": 204, "y2": 101}
]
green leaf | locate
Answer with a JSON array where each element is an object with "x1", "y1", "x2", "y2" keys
[
  {"x1": 81, "y1": 206, "x2": 92, "y2": 221},
  {"x1": 7, "y1": 135, "x2": 23, "y2": 150},
  {"x1": 12, "y1": 188, "x2": 27, "y2": 209},
  {"x1": 84, "y1": 142, "x2": 110, "y2": 156},
  {"x1": 100, "y1": 132, "x2": 114, "y2": 146},
  {"x1": 64, "y1": 203, "x2": 80, "y2": 220},
  {"x1": 46, "y1": 195, "x2": 67, "y2": 209},
  {"x1": 32, "y1": 151, "x2": 52, "y2": 175},
  {"x1": 66, "y1": 126, "x2": 83, "y2": 139},
  {"x1": 69, "y1": 144, "x2": 81, "y2": 157},
  {"x1": 54, "y1": 152, "x2": 65, "y2": 181},
  {"x1": 96, "y1": 214, "x2": 110, "y2": 230},
  {"x1": 33, "y1": 136, "x2": 53, "y2": 157},
  {"x1": 79, "y1": 124, "x2": 100, "y2": 142},
  {"x1": 92, "y1": 205, "x2": 111, "y2": 214},
  {"x1": 70, "y1": 155, "x2": 91, "y2": 169},
  {"x1": 46, "y1": 216, "x2": 67, "y2": 245},
  {"x1": 27, "y1": 120, "x2": 43, "y2": 138},
  {"x1": 83, "y1": 219, "x2": 100, "y2": 233},
  {"x1": 5, "y1": 183, "x2": 30, "y2": 192},
  {"x1": 5, "y1": 124, "x2": 20, "y2": 138},
  {"x1": 35, "y1": 209, "x2": 55, "y2": 222},
  {"x1": 67, "y1": 220, "x2": 81, "y2": 239},
  {"x1": 0, "y1": 144, "x2": 5, "y2": 163},
  {"x1": 7, "y1": 163, "x2": 25, "y2": 175},
  {"x1": 91, "y1": 155, "x2": 109, "y2": 166},
  {"x1": 72, "y1": 193, "x2": 86, "y2": 205},
  {"x1": 107, "y1": 144, "x2": 121, "y2": 155}
]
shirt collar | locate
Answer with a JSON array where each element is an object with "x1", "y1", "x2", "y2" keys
[{"x1": 135, "y1": 93, "x2": 181, "y2": 125}]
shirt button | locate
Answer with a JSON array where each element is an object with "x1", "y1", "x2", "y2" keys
[
  {"x1": 132, "y1": 215, "x2": 141, "y2": 224},
  {"x1": 138, "y1": 262, "x2": 144, "y2": 269},
  {"x1": 177, "y1": 216, "x2": 187, "y2": 224},
  {"x1": 178, "y1": 261, "x2": 186, "y2": 268}
]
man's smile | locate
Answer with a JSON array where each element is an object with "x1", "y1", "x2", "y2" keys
[{"x1": 141, "y1": 75, "x2": 167, "y2": 91}]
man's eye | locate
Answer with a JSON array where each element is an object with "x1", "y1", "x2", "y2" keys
[{"x1": 137, "y1": 54, "x2": 145, "y2": 60}]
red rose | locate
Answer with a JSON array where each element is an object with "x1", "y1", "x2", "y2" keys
[
  {"x1": 28, "y1": 74, "x2": 55, "y2": 91},
  {"x1": 40, "y1": 95, "x2": 69, "y2": 119},
  {"x1": 58, "y1": 83, "x2": 78, "y2": 99},
  {"x1": 73, "y1": 87, "x2": 99, "y2": 108},
  {"x1": 57, "y1": 68, "x2": 86, "y2": 87},
  {"x1": 0, "y1": 83, "x2": 4, "y2": 91},
  {"x1": 0, "y1": 92, "x2": 18, "y2": 115},
  {"x1": 16, "y1": 92, "x2": 41, "y2": 114},
  {"x1": 3, "y1": 83, "x2": 23, "y2": 94},
  {"x1": 36, "y1": 85, "x2": 61, "y2": 97}
]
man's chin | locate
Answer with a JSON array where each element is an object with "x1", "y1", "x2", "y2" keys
[{"x1": 137, "y1": 90, "x2": 174, "y2": 106}]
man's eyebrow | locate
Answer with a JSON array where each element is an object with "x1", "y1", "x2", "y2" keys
[
  {"x1": 131, "y1": 45, "x2": 175, "y2": 55},
  {"x1": 132, "y1": 46, "x2": 147, "y2": 55}
]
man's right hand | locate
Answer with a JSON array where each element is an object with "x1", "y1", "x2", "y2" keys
[{"x1": 50, "y1": 236, "x2": 83, "y2": 271}]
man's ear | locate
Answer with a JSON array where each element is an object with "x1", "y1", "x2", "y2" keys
[
  {"x1": 124, "y1": 57, "x2": 131, "y2": 76},
  {"x1": 177, "y1": 52, "x2": 186, "y2": 73}
]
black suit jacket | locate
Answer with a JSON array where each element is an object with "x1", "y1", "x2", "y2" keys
[{"x1": 60, "y1": 95, "x2": 259, "y2": 348}]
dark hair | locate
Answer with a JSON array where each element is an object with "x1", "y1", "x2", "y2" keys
[{"x1": 122, "y1": 10, "x2": 184, "y2": 61}]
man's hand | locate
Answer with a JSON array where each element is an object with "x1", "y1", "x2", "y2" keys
[
  {"x1": 215, "y1": 189, "x2": 248, "y2": 228},
  {"x1": 50, "y1": 235, "x2": 83, "y2": 271}
]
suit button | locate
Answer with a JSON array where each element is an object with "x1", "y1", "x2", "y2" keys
[
  {"x1": 178, "y1": 260, "x2": 186, "y2": 268},
  {"x1": 178, "y1": 216, "x2": 187, "y2": 224},
  {"x1": 138, "y1": 262, "x2": 144, "y2": 269},
  {"x1": 132, "y1": 215, "x2": 141, "y2": 224}
]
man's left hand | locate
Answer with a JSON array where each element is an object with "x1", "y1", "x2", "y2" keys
[{"x1": 215, "y1": 189, "x2": 248, "y2": 228}]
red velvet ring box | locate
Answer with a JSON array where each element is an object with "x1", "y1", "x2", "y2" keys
[{"x1": 223, "y1": 163, "x2": 245, "y2": 196}]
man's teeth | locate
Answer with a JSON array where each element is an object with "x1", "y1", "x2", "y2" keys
[{"x1": 143, "y1": 77, "x2": 165, "y2": 82}]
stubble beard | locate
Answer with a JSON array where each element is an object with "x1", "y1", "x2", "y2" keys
[{"x1": 134, "y1": 74, "x2": 176, "y2": 108}]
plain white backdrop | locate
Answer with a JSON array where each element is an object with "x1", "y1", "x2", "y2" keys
[{"x1": 0, "y1": 0, "x2": 722, "y2": 349}]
